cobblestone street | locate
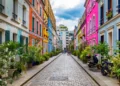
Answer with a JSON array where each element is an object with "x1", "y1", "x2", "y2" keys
[{"x1": 24, "y1": 54, "x2": 98, "y2": 86}]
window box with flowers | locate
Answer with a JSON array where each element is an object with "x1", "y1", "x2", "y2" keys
[{"x1": 106, "y1": 8, "x2": 113, "y2": 20}]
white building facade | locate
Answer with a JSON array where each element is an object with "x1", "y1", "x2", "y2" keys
[
  {"x1": 57, "y1": 25, "x2": 68, "y2": 50},
  {"x1": 0, "y1": 0, "x2": 29, "y2": 45}
]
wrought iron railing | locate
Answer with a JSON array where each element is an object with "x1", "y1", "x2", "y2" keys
[{"x1": 12, "y1": 12, "x2": 17, "y2": 20}]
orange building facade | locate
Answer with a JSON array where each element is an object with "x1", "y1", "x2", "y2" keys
[{"x1": 27, "y1": 0, "x2": 44, "y2": 47}]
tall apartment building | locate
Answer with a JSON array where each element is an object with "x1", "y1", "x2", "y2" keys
[
  {"x1": 0, "y1": 0, "x2": 29, "y2": 45},
  {"x1": 57, "y1": 24, "x2": 69, "y2": 50}
]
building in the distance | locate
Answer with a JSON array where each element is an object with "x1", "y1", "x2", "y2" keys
[{"x1": 57, "y1": 24, "x2": 73, "y2": 51}]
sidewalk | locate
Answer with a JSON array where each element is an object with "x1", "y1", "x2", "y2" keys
[
  {"x1": 71, "y1": 55, "x2": 119, "y2": 86},
  {"x1": 8, "y1": 53, "x2": 61, "y2": 86}
]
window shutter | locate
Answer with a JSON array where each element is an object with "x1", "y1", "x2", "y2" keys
[
  {"x1": 118, "y1": 29, "x2": 120, "y2": 41},
  {"x1": 5, "y1": 30, "x2": 10, "y2": 42},
  {"x1": 0, "y1": 32, "x2": 2, "y2": 44},
  {"x1": 20, "y1": 35, "x2": 23, "y2": 45},
  {"x1": 26, "y1": 37, "x2": 28, "y2": 52}
]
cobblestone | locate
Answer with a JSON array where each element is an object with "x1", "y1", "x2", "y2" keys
[{"x1": 24, "y1": 54, "x2": 98, "y2": 86}]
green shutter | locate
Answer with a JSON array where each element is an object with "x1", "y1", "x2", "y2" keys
[
  {"x1": 32, "y1": 17, "x2": 34, "y2": 32},
  {"x1": 5, "y1": 30, "x2": 10, "y2": 42},
  {"x1": 20, "y1": 35, "x2": 23, "y2": 45},
  {"x1": 26, "y1": 37, "x2": 28, "y2": 52},
  {"x1": 0, "y1": 31, "x2": 2, "y2": 44}
]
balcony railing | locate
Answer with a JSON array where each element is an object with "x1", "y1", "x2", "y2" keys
[
  {"x1": 100, "y1": 18, "x2": 104, "y2": 26},
  {"x1": 106, "y1": 9, "x2": 113, "y2": 20},
  {"x1": 12, "y1": 12, "x2": 17, "y2": 20},
  {"x1": 116, "y1": 4, "x2": 120, "y2": 13},
  {"x1": 0, "y1": 4, "x2": 4, "y2": 13},
  {"x1": 23, "y1": 20, "x2": 26, "y2": 26}
]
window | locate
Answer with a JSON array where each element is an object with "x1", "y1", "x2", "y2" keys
[
  {"x1": 101, "y1": 35, "x2": 104, "y2": 43},
  {"x1": 40, "y1": 7, "x2": 42, "y2": 16},
  {"x1": 108, "y1": 0, "x2": 112, "y2": 10},
  {"x1": 13, "y1": 0, "x2": 18, "y2": 20},
  {"x1": 90, "y1": 20, "x2": 92, "y2": 34},
  {"x1": 100, "y1": 5, "x2": 104, "y2": 25},
  {"x1": 37, "y1": 21, "x2": 38, "y2": 34},
  {"x1": 93, "y1": 16, "x2": 96, "y2": 32},
  {"x1": 32, "y1": 39, "x2": 35, "y2": 46},
  {"x1": 0, "y1": 31, "x2": 2, "y2": 44},
  {"x1": 40, "y1": 24, "x2": 42, "y2": 36},
  {"x1": 117, "y1": 0, "x2": 120, "y2": 13},
  {"x1": 32, "y1": 17, "x2": 34, "y2": 32},
  {"x1": 23, "y1": 6, "x2": 26, "y2": 26},
  {"x1": 0, "y1": 0, "x2": 4, "y2": 13},
  {"x1": 13, "y1": 33, "x2": 17, "y2": 42},
  {"x1": 32, "y1": 0, "x2": 35, "y2": 6}
]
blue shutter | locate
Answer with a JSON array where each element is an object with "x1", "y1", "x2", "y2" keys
[{"x1": 5, "y1": 30, "x2": 10, "y2": 42}]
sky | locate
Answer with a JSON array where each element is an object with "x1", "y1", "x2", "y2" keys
[{"x1": 50, "y1": 0, "x2": 85, "y2": 31}]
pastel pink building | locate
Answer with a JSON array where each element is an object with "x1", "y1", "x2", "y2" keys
[{"x1": 84, "y1": 0, "x2": 98, "y2": 45}]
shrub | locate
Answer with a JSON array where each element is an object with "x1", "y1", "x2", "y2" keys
[{"x1": 80, "y1": 46, "x2": 91, "y2": 63}]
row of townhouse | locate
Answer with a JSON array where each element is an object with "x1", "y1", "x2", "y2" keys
[
  {"x1": 0, "y1": 0, "x2": 59, "y2": 54},
  {"x1": 74, "y1": 0, "x2": 120, "y2": 55}
]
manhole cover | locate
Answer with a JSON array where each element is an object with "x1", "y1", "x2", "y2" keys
[{"x1": 49, "y1": 76, "x2": 68, "y2": 81}]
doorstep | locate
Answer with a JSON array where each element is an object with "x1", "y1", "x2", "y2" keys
[
  {"x1": 71, "y1": 55, "x2": 119, "y2": 86},
  {"x1": 8, "y1": 53, "x2": 62, "y2": 86}
]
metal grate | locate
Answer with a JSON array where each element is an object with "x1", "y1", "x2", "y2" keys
[{"x1": 49, "y1": 76, "x2": 68, "y2": 81}]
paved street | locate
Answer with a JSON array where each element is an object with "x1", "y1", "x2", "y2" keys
[{"x1": 24, "y1": 54, "x2": 98, "y2": 86}]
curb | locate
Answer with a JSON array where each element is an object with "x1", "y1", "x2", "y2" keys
[
  {"x1": 71, "y1": 55, "x2": 108, "y2": 86},
  {"x1": 21, "y1": 53, "x2": 62, "y2": 86}
]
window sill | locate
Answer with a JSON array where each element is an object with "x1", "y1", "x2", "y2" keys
[
  {"x1": 22, "y1": 24, "x2": 27, "y2": 29},
  {"x1": 11, "y1": 18, "x2": 20, "y2": 24},
  {"x1": 0, "y1": 12, "x2": 8, "y2": 18}
]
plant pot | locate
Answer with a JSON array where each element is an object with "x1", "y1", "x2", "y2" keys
[
  {"x1": 27, "y1": 63, "x2": 33, "y2": 68},
  {"x1": 8, "y1": 69, "x2": 16, "y2": 77}
]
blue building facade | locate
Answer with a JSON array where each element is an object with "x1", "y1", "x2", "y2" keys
[
  {"x1": 48, "y1": 18, "x2": 53, "y2": 52},
  {"x1": 98, "y1": 0, "x2": 120, "y2": 55}
]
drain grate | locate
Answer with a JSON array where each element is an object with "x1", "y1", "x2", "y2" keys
[{"x1": 49, "y1": 76, "x2": 68, "y2": 81}]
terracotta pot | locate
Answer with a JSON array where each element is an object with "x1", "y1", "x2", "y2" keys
[
  {"x1": 27, "y1": 63, "x2": 33, "y2": 68},
  {"x1": 8, "y1": 69, "x2": 16, "y2": 77}
]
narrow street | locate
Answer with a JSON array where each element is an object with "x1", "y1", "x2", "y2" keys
[{"x1": 24, "y1": 54, "x2": 98, "y2": 86}]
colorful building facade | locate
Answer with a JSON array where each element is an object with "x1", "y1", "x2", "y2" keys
[
  {"x1": 28, "y1": 0, "x2": 44, "y2": 47},
  {"x1": 84, "y1": 0, "x2": 99, "y2": 45},
  {"x1": 48, "y1": 18, "x2": 53, "y2": 52},
  {"x1": 43, "y1": 8, "x2": 48, "y2": 54},
  {"x1": 0, "y1": 0, "x2": 29, "y2": 45},
  {"x1": 98, "y1": 0, "x2": 120, "y2": 55}
]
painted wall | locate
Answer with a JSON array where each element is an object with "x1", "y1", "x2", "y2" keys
[
  {"x1": 85, "y1": 0, "x2": 99, "y2": 45},
  {"x1": 29, "y1": 0, "x2": 43, "y2": 46},
  {"x1": 0, "y1": 0, "x2": 29, "y2": 44},
  {"x1": 98, "y1": 0, "x2": 120, "y2": 54},
  {"x1": 48, "y1": 18, "x2": 53, "y2": 52}
]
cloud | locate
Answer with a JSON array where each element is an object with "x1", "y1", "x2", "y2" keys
[
  {"x1": 55, "y1": 5, "x2": 84, "y2": 20},
  {"x1": 50, "y1": 0, "x2": 85, "y2": 31}
]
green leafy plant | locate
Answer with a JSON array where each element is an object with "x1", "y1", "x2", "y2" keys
[{"x1": 80, "y1": 46, "x2": 91, "y2": 63}]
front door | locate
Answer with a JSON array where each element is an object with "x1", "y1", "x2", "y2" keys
[{"x1": 108, "y1": 32, "x2": 113, "y2": 55}]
